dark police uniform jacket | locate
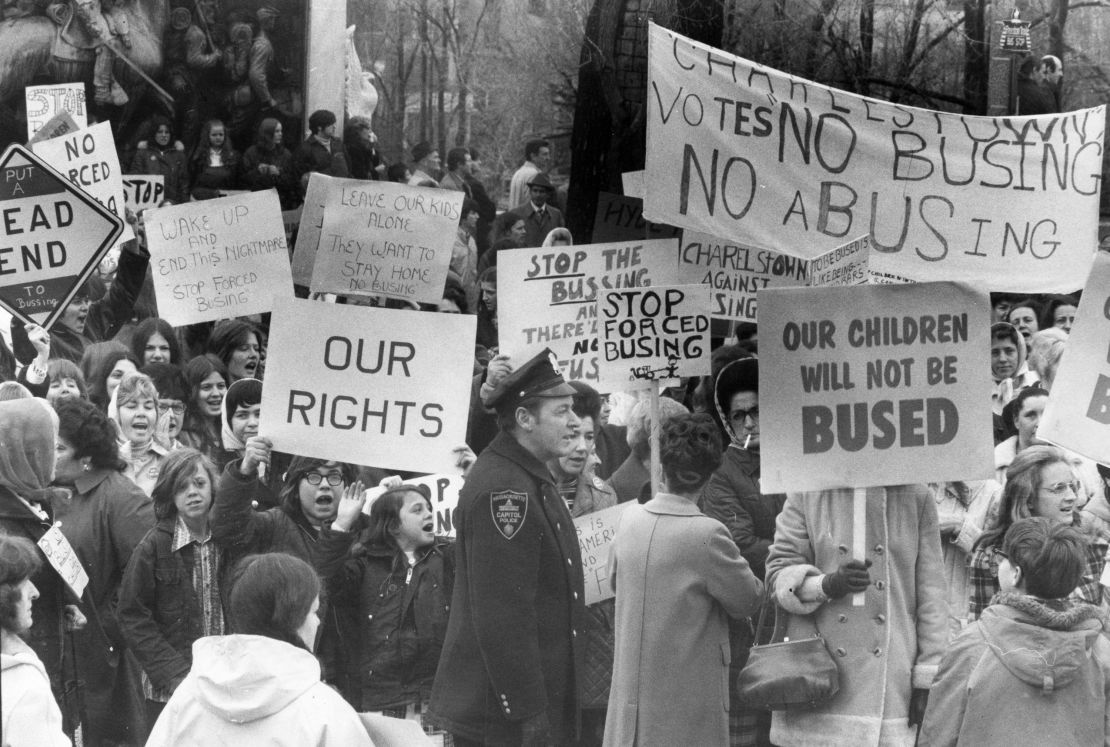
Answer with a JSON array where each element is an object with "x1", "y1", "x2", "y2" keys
[{"x1": 428, "y1": 431, "x2": 586, "y2": 743}]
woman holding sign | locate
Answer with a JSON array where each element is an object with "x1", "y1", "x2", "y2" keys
[{"x1": 316, "y1": 483, "x2": 453, "y2": 733}]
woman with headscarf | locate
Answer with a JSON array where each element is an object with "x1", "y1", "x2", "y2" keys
[
  {"x1": 0, "y1": 399, "x2": 81, "y2": 738},
  {"x1": 51, "y1": 397, "x2": 154, "y2": 744},
  {"x1": 242, "y1": 117, "x2": 297, "y2": 209},
  {"x1": 215, "y1": 378, "x2": 283, "y2": 509}
]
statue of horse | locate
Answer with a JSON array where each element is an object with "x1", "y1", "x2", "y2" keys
[{"x1": 0, "y1": 0, "x2": 168, "y2": 119}]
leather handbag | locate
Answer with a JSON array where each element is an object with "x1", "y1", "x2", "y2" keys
[{"x1": 734, "y1": 593, "x2": 840, "y2": 710}]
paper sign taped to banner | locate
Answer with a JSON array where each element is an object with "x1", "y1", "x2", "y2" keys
[
  {"x1": 1039, "y1": 252, "x2": 1110, "y2": 464},
  {"x1": 644, "y1": 23, "x2": 1103, "y2": 293},
  {"x1": 32, "y1": 121, "x2": 134, "y2": 244},
  {"x1": 677, "y1": 230, "x2": 808, "y2": 321},
  {"x1": 809, "y1": 235, "x2": 871, "y2": 287},
  {"x1": 597, "y1": 284, "x2": 711, "y2": 390},
  {"x1": 498, "y1": 239, "x2": 683, "y2": 389},
  {"x1": 576, "y1": 502, "x2": 632, "y2": 605},
  {"x1": 25, "y1": 84, "x2": 87, "y2": 140},
  {"x1": 758, "y1": 282, "x2": 994, "y2": 492},
  {"x1": 37, "y1": 525, "x2": 89, "y2": 599},
  {"x1": 144, "y1": 190, "x2": 293, "y2": 325},
  {"x1": 28, "y1": 111, "x2": 80, "y2": 146},
  {"x1": 310, "y1": 181, "x2": 460, "y2": 303},
  {"x1": 363, "y1": 473, "x2": 463, "y2": 537},
  {"x1": 261, "y1": 297, "x2": 475, "y2": 473}
]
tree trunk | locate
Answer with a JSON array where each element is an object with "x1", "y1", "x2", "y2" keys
[{"x1": 962, "y1": 0, "x2": 988, "y2": 114}]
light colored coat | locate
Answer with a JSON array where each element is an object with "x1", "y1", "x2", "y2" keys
[
  {"x1": 765, "y1": 485, "x2": 948, "y2": 747},
  {"x1": 604, "y1": 493, "x2": 762, "y2": 747}
]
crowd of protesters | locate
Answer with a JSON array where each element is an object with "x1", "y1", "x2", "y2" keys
[{"x1": 1, "y1": 112, "x2": 1108, "y2": 747}]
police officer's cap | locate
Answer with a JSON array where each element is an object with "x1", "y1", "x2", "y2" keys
[{"x1": 488, "y1": 348, "x2": 576, "y2": 413}]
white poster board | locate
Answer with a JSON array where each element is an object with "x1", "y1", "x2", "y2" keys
[
  {"x1": 1039, "y1": 252, "x2": 1110, "y2": 464},
  {"x1": 576, "y1": 502, "x2": 632, "y2": 605},
  {"x1": 758, "y1": 282, "x2": 994, "y2": 492},
  {"x1": 644, "y1": 23, "x2": 1104, "y2": 293},
  {"x1": 260, "y1": 297, "x2": 476, "y2": 474},
  {"x1": 498, "y1": 239, "x2": 683, "y2": 388},
  {"x1": 597, "y1": 284, "x2": 711, "y2": 390},
  {"x1": 144, "y1": 190, "x2": 293, "y2": 325},
  {"x1": 25, "y1": 84, "x2": 87, "y2": 140}
]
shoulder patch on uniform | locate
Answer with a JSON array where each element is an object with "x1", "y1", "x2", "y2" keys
[{"x1": 490, "y1": 490, "x2": 527, "y2": 539}]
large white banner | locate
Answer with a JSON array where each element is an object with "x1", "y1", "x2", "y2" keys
[
  {"x1": 645, "y1": 23, "x2": 1104, "y2": 293},
  {"x1": 261, "y1": 297, "x2": 475, "y2": 474}
]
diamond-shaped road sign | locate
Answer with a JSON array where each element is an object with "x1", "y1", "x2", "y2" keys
[{"x1": 0, "y1": 142, "x2": 124, "y2": 329}]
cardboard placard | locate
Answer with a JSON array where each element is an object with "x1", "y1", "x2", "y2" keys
[
  {"x1": 592, "y1": 193, "x2": 683, "y2": 244},
  {"x1": 144, "y1": 190, "x2": 293, "y2": 325},
  {"x1": 758, "y1": 282, "x2": 994, "y2": 492},
  {"x1": 309, "y1": 181, "x2": 461, "y2": 303},
  {"x1": 122, "y1": 175, "x2": 165, "y2": 212},
  {"x1": 597, "y1": 284, "x2": 711, "y2": 390},
  {"x1": 809, "y1": 235, "x2": 871, "y2": 287},
  {"x1": 644, "y1": 23, "x2": 1103, "y2": 293},
  {"x1": 25, "y1": 83, "x2": 87, "y2": 140},
  {"x1": 498, "y1": 239, "x2": 683, "y2": 388},
  {"x1": 677, "y1": 230, "x2": 808, "y2": 321},
  {"x1": 1039, "y1": 252, "x2": 1110, "y2": 464},
  {"x1": 0, "y1": 144, "x2": 124, "y2": 328},
  {"x1": 575, "y1": 502, "x2": 631, "y2": 605},
  {"x1": 260, "y1": 297, "x2": 476, "y2": 473},
  {"x1": 32, "y1": 121, "x2": 134, "y2": 244},
  {"x1": 27, "y1": 111, "x2": 80, "y2": 146}
]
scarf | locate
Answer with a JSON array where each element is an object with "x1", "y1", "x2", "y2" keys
[{"x1": 0, "y1": 399, "x2": 59, "y2": 503}]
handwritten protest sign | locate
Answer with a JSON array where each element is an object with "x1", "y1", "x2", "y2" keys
[
  {"x1": 1039, "y1": 253, "x2": 1110, "y2": 464},
  {"x1": 498, "y1": 239, "x2": 683, "y2": 387},
  {"x1": 598, "y1": 284, "x2": 711, "y2": 390},
  {"x1": 363, "y1": 474, "x2": 464, "y2": 537},
  {"x1": 32, "y1": 121, "x2": 134, "y2": 244},
  {"x1": 809, "y1": 235, "x2": 871, "y2": 287},
  {"x1": 644, "y1": 23, "x2": 1104, "y2": 293},
  {"x1": 677, "y1": 230, "x2": 807, "y2": 321},
  {"x1": 144, "y1": 190, "x2": 293, "y2": 325},
  {"x1": 758, "y1": 282, "x2": 993, "y2": 492},
  {"x1": 25, "y1": 84, "x2": 87, "y2": 140},
  {"x1": 576, "y1": 502, "x2": 631, "y2": 605},
  {"x1": 261, "y1": 297, "x2": 476, "y2": 473},
  {"x1": 122, "y1": 176, "x2": 165, "y2": 212},
  {"x1": 592, "y1": 193, "x2": 683, "y2": 244},
  {"x1": 310, "y1": 181, "x2": 460, "y2": 303},
  {"x1": 37, "y1": 525, "x2": 88, "y2": 598}
]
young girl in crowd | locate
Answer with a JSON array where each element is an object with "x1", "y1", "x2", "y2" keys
[
  {"x1": 112, "y1": 372, "x2": 173, "y2": 496},
  {"x1": 82, "y1": 341, "x2": 140, "y2": 412},
  {"x1": 318, "y1": 483, "x2": 452, "y2": 732},
  {"x1": 119, "y1": 449, "x2": 226, "y2": 735},
  {"x1": 215, "y1": 378, "x2": 284, "y2": 511},
  {"x1": 52, "y1": 397, "x2": 154, "y2": 743},
  {"x1": 0, "y1": 535, "x2": 70, "y2": 747},
  {"x1": 130, "y1": 318, "x2": 182, "y2": 367},
  {"x1": 207, "y1": 319, "x2": 263, "y2": 382},
  {"x1": 45, "y1": 359, "x2": 87, "y2": 406},
  {"x1": 145, "y1": 553, "x2": 372, "y2": 746},
  {"x1": 179, "y1": 355, "x2": 228, "y2": 459},
  {"x1": 968, "y1": 445, "x2": 1110, "y2": 620},
  {"x1": 241, "y1": 117, "x2": 296, "y2": 208},
  {"x1": 188, "y1": 119, "x2": 240, "y2": 200}
]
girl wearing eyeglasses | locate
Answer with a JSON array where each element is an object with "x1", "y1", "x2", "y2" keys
[{"x1": 968, "y1": 444, "x2": 1110, "y2": 621}]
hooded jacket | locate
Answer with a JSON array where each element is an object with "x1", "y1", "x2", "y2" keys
[
  {"x1": 919, "y1": 593, "x2": 1110, "y2": 746},
  {"x1": 145, "y1": 635, "x2": 372, "y2": 746},
  {"x1": 1, "y1": 639, "x2": 70, "y2": 747}
]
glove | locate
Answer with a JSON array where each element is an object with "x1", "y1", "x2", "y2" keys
[
  {"x1": 520, "y1": 711, "x2": 552, "y2": 747},
  {"x1": 821, "y1": 559, "x2": 872, "y2": 599},
  {"x1": 908, "y1": 687, "x2": 929, "y2": 727}
]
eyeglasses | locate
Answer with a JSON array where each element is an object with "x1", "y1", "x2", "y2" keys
[
  {"x1": 1042, "y1": 480, "x2": 1081, "y2": 496},
  {"x1": 729, "y1": 406, "x2": 759, "y2": 423},
  {"x1": 993, "y1": 547, "x2": 1009, "y2": 563},
  {"x1": 304, "y1": 472, "x2": 344, "y2": 486},
  {"x1": 157, "y1": 401, "x2": 185, "y2": 415}
]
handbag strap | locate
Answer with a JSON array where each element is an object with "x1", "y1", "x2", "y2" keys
[{"x1": 753, "y1": 592, "x2": 788, "y2": 646}]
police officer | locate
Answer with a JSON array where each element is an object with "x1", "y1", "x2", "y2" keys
[{"x1": 429, "y1": 349, "x2": 586, "y2": 746}]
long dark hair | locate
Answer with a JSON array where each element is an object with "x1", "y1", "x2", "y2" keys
[
  {"x1": 227, "y1": 553, "x2": 320, "y2": 650},
  {"x1": 181, "y1": 354, "x2": 228, "y2": 446},
  {"x1": 364, "y1": 485, "x2": 433, "y2": 552},
  {"x1": 150, "y1": 448, "x2": 217, "y2": 520},
  {"x1": 131, "y1": 317, "x2": 182, "y2": 366}
]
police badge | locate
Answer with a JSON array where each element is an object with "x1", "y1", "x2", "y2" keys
[{"x1": 490, "y1": 490, "x2": 527, "y2": 539}]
